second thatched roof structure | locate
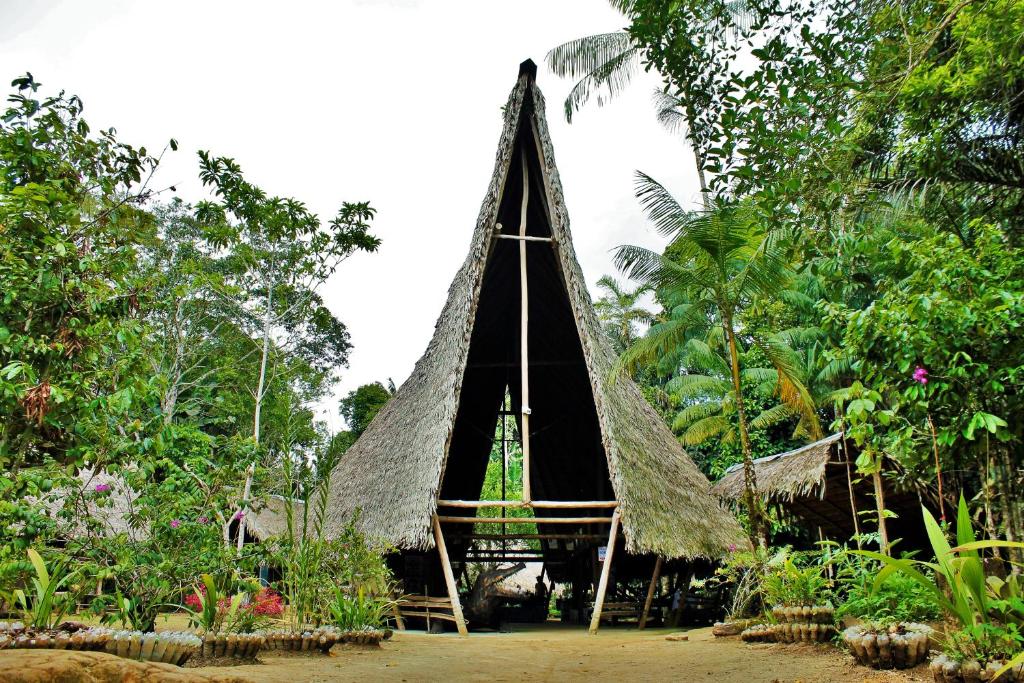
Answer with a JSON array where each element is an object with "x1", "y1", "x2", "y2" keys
[{"x1": 712, "y1": 433, "x2": 936, "y2": 544}]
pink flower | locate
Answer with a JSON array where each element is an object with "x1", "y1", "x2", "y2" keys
[
  {"x1": 912, "y1": 366, "x2": 928, "y2": 384},
  {"x1": 233, "y1": 510, "x2": 245, "y2": 521},
  {"x1": 728, "y1": 544, "x2": 737, "y2": 553},
  {"x1": 197, "y1": 515, "x2": 209, "y2": 525},
  {"x1": 94, "y1": 483, "x2": 110, "y2": 493},
  {"x1": 170, "y1": 519, "x2": 181, "y2": 529}
]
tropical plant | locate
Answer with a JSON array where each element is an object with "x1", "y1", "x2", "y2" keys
[
  {"x1": 327, "y1": 586, "x2": 393, "y2": 631},
  {"x1": 188, "y1": 574, "x2": 242, "y2": 633},
  {"x1": 836, "y1": 570, "x2": 942, "y2": 627},
  {"x1": 7, "y1": 549, "x2": 80, "y2": 630},
  {"x1": 761, "y1": 557, "x2": 831, "y2": 608},
  {"x1": 593, "y1": 275, "x2": 653, "y2": 355},
  {"x1": 614, "y1": 198, "x2": 815, "y2": 545},
  {"x1": 194, "y1": 152, "x2": 379, "y2": 548},
  {"x1": 857, "y1": 496, "x2": 1024, "y2": 644},
  {"x1": 713, "y1": 546, "x2": 789, "y2": 620}
]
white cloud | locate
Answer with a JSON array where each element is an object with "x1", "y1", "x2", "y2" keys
[{"x1": 1, "y1": 0, "x2": 701, "y2": 432}]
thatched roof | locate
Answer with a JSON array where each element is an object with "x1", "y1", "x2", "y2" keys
[
  {"x1": 322, "y1": 60, "x2": 745, "y2": 560},
  {"x1": 712, "y1": 434, "x2": 938, "y2": 547},
  {"x1": 246, "y1": 496, "x2": 306, "y2": 542},
  {"x1": 712, "y1": 433, "x2": 844, "y2": 502},
  {"x1": 42, "y1": 469, "x2": 139, "y2": 539}
]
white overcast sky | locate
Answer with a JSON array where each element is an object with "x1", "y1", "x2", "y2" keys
[{"x1": 2, "y1": 0, "x2": 702, "y2": 433}]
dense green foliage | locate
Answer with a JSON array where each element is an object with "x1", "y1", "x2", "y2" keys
[
  {"x1": 0, "y1": 73, "x2": 387, "y2": 631},
  {"x1": 550, "y1": 0, "x2": 1024, "y2": 556}
]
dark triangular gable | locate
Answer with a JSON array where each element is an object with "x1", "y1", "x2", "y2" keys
[{"x1": 438, "y1": 80, "x2": 612, "y2": 506}]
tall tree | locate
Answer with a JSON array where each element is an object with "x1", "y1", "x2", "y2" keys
[
  {"x1": 339, "y1": 380, "x2": 394, "y2": 438},
  {"x1": 593, "y1": 276, "x2": 653, "y2": 354},
  {"x1": 195, "y1": 154, "x2": 379, "y2": 548},
  {"x1": 615, "y1": 191, "x2": 815, "y2": 546},
  {"x1": 0, "y1": 74, "x2": 163, "y2": 471}
]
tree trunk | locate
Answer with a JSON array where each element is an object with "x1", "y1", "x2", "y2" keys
[
  {"x1": 725, "y1": 318, "x2": 765, "y2": 548},
  {"x1": 872, "y1": 466, "x2": 890, "y2": 554},
  {"x1": 236, "y1": 273, "x2": 274, "y2": 551}
]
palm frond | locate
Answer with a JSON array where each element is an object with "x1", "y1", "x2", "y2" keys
[
  {"x1": 545, "y1": 32, "x2": 639, "y2": 123},
  {"x1": 750, "y1": 403, "x2": 795, "y2": 430},
  {"x1": 652, "y1": 90, "x2": 688, "y2": 135},
  {"x1": 665, "y1": 373, "x2": 731, "y2": 399},
  {"x1": 672, "y1": 401, "x2": 723, "y2": 431},
  {"x1": 633, "y1": 171, "x2": 692, "y2": 238},
  {"x1": 681, "y1": 415, "x2": 733, "y2": 446}
]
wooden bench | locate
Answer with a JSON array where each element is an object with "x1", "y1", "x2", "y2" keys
[
  {"x1": 393, "y1": 594, "x2": 458, "y2": 631},
  {"x1": 593, "y1": 601, "x2": 641, "y2": 624}
]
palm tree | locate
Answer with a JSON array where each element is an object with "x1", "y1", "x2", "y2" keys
[
  {"x1": 614, "y1": 180, "x2": 816, "y2": 546},
  {"x1": 664, "y1": 323, "x2": 825, "y2": 450},
  {"x1": 593, "y1": 275, "x2": 654, "y2": 354},
  {"x1": 546, "y1": 1, "x2": 750, "y2": 211}
]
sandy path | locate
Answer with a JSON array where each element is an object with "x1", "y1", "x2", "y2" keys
[{"x1": 192, "y1": 625, "x2": 932, "y2": 683}]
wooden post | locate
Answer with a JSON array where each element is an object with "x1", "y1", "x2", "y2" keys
[
  {"x1": 518, "y1": 158, "x2": 532, "y2": 503},
  {"x1": 873, "y1": 468, "x2": 890, "y2": 554},
  {"x1": 432, "y1": 515, "x2": 468, "y2": 636},
  {"x1": 639, "y1": 556, "x2": 663, "y2": 629},
  {"x1": 391, "y1": 603, "x2": 406, "y2": 631},
  {"x1": 840, "y1": 430, "x2": 862, "y2": 549},
  {"x1": 589, "y1": 509, "x2": 621, "y2": 634}
]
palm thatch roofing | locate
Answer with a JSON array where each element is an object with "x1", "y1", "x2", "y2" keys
[
  {"x1": 712, "y1": 434, "x2": 843, "y2": 502},
  {"x1": 246, "y1": 495, "x2": 306, "y2": 542},
  {"x1": 42, "y1": 469, "x2": 139, "y2": 539},
  {"x1": 712, "y1": 434, "x2": 935, "y2": 544},
  {"x1": 322, "y1": 60, "x2": 745, "y2": 560}
]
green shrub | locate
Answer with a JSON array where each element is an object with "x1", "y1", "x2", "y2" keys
[
  {"x1": 837, "y1": 572, "x2": 942, "y2": 626},
  {"x1": 762, "y1": 557, "x2": 831, "y2": 608}
]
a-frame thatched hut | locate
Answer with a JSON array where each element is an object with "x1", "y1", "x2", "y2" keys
[{"x1": 323, "y1": 60, "x2": 745, "y2": 634}]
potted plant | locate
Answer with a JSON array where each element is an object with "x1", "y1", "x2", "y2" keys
[
  {"x1": 186, "y1": 574, "x2": 267, "y2": 661},
  {"x1": 0, "y1": 549, "x2": 113, "y2": 653},
  {"x1": 860, "y1": 496, "x2": 1024, "y2": 680},
  {"x1": 838, "y1": 569, "x2": 940, "y2": 669},
  {"x1": 752, "y1": 557, "x2": 836, "y2": 644}
]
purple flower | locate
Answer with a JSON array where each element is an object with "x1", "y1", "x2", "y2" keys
[
  {"x1": 170, "y1": 519, "x2": 181, "y2": 529},
  {"x1": 197, "y1": 515, "x2": 209, "y2": 525},
  {"x1": 94, "y1": 483, "x2": 110, "y2": 493},
  {"x1": 728, "y1": 543, "x2": 737, "y2": 553},
  {"x1": 912, "y1": 366, "x2": 929, "y2": 385},
  {"x1": 233, "y1": 510, "x2": 245, "y2": 521}
]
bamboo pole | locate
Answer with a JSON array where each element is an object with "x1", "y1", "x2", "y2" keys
[
  {"x1": 437, "y1": 500, "x2": 618, "y2": 509},
  {"x1": 589, "y1": 510, "x2": 621, "y2": 634},
  {"x1": 639, "y1": 556, "x2": 663, "y2": 630},
  {"x1": 460, "y1": 533, "x2": 606, "y2": 541},
  {"x1": 839, "y1": 428, "x2": 862, "y2": 549},
  {"x1": 873, "y1": 467, "x2": 890, "y2": 554},
  {"x1": 496, "y1": 234, "x2": 553, "y2": 242},
  {"x1": 518, "y1": 159, "x2": 532, "y2": 503},
  {"x1": 432, "y1": 515, "x2": 468, "y2": 636},
  {"x1": 438, "y1": 515, "x2": 614, "y2": 525}
]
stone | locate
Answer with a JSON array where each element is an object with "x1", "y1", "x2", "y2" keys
[{"x1": 0, "y1": 649, "x2": 252, "y2": 682}]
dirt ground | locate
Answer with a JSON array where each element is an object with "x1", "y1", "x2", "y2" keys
[{"x1": 189, "y1": 624, "x2": 934, "y2": 683}]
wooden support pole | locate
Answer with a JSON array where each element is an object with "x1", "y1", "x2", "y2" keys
[
  {"x1": 589, "y1": 509, "x2": 621, "y2": 634},
  {"x1": 459, "y1": 533, "x2": 606, "y2": 541},
  {"x1": 495, "y1": 233, "x2": 554, "y2": 242},
  {"x1": 639, "y1": 556, "x2": 663, "y2": 630},
  {"x1": 432, "y1": 515, "x2": 468, "y2": 636},
  {"x1": 438, "y1": 515, "x2": 614, "y2": 525},
  {"x1": 437, "y1": 500, "x2": 618, "y2": 509},
  {"x1": 840, "y1": 430, "x2": 862, "y2": 549},
  {"x1": 390, "y1": 603, "x2": 406, "y2": 631},
  {"x1": 518, "y1": 158, "x2": 532, "y2": 503}
]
